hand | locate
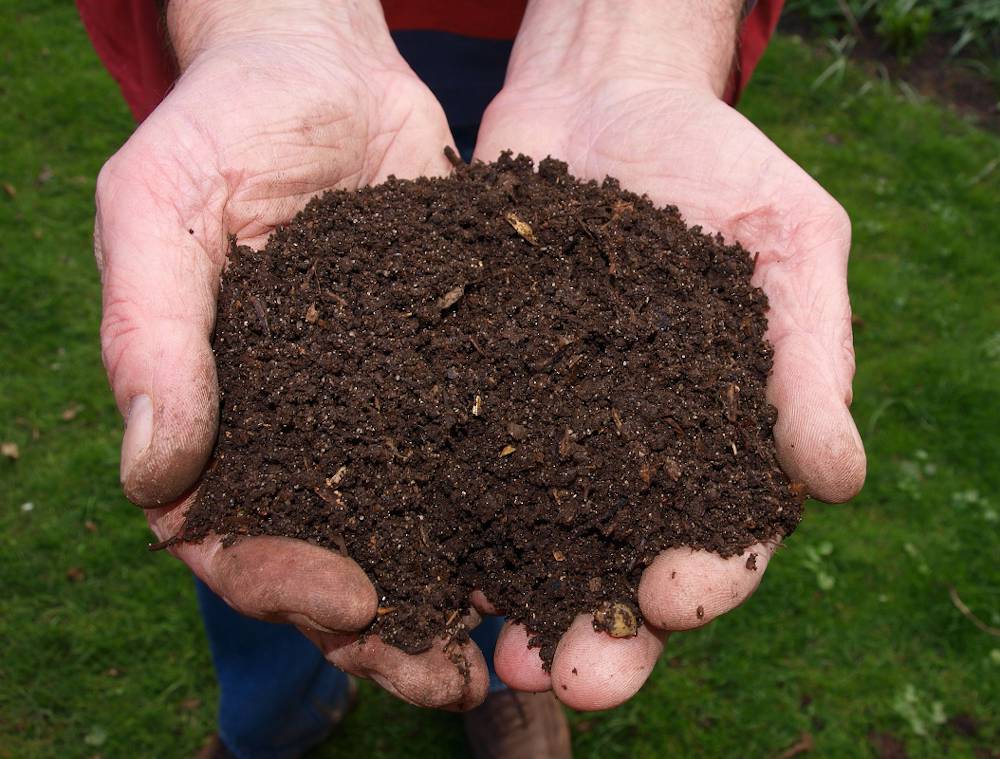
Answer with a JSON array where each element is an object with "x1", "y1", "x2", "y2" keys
[
  {"x1": 95, "y1": 0, "x2": 487, "y2": 710},
  {"x1": 472, "y1": 0, "x2": 866, "y2": 709}
]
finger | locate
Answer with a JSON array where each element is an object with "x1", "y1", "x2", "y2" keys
[
  {"x1": 766, "y1": 326, "x2": 867, "y2": 502},
  {"x1": 149, "y1": 499, "x2": 377, "y2": 633},
  {"x1": 306, "y1": 629, "x2": 490, "y2": 711},
  {"x1": 493, "y1": 622, "x2": 552, "y2": 692},
  {"x1": 469, "y1": 590, "x2": 498, "y2": 616},
  {"x1": 95, "y1": 143, "x2": 224, "y2": 507},
  {"x1": 200, "y1": 536, "x2": 377, "y2": 633},
  {"x1": 742, "y1": 192, "x2": 866, "y2": 503},
  {"x1": 550, "y1": 615, "x2": 666, "y2": 711},
  {"x1": 638, "y1": 542, "x2": 774, "y2": 631}
]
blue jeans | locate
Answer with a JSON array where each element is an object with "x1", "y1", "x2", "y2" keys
[
  {"x1": 196, "y1": 31, "x2": 514, "y2": 759},
  {"x1": 196, "y1": 581, "x2": 506, "y2": 759}
]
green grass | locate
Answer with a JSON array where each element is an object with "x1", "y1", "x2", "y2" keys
[
  {"x1": 2, "y1": 3, "x2": 998, "y2": 757},
  {"x1": 785, "y1": 0, "x2": 1000, "y2": 59}
]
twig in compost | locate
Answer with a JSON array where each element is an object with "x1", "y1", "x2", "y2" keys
[
  {"x1": 249, "y1": 296, "x2": 270, "y2": 338},
  {"x1": 443, "y1": 145, "x2": 464, "y2": 168},
  {"x1": 148, "y1": 534, "x2": 182, "y2": 552}
]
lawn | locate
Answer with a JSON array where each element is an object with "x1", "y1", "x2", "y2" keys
[{"x1": 1, "y1": 2, "x2": 998, "y2": 757}]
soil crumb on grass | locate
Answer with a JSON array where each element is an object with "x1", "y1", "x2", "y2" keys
[{"x1": 181, "y1": 152, "x2": 804, "y2": 666}]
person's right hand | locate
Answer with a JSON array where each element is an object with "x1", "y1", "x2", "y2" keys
[{"x1": 94, "y1": 0, "x2": 489, "y2": 710}]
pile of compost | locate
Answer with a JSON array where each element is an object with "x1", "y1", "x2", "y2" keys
[{"x1": 182, "y1": 152, "x2": 804, "y2": 666}]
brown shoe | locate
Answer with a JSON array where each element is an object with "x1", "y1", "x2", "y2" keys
[{"x1": 463, "y1": 690, "x2": 572, "y2": 759}]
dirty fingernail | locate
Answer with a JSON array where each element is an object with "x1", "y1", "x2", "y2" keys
[
  {"x1": 121, "y1": 394, "x2": 153, "y2": 486},
  {"x1": 288, "y1": 613, "x2": 345, "y2": 636}
]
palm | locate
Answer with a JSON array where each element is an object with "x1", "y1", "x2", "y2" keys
[
  {"x1": 103, "y1": 39, "x2": 455, "y2": 537},
  {"x1": 475, "y1": 83, "x2": 865, "y2": 708},
  {"x1": 116, "y1": 42, "x2": 451, "y2": 249}
]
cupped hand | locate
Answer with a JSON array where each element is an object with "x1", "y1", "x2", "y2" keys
[
  {"x1": 95, "y1": 5, "x2": 487, "y2": 710},
  {"x1": 474, "y1": 78, "x2": 866, "y2": 709}
]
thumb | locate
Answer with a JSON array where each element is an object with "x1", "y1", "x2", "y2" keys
[
  {"x1": 95, "y1": 147, "x2": 223, "y2": 507},
  {"x1": 753, "y1": 203, "x2": 866, "y2": 503}
]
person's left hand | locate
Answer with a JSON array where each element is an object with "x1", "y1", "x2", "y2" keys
[{"x1": 471, "y1": 27, "x2": 866, "y2": 710}]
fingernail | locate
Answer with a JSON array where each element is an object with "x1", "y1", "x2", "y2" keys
[
  {"x1": 288, "y1": 613, "x2": 344, "y2": 636},
  {"x1": 121, "y1": 394, "x2": 153, "y2": 486}
]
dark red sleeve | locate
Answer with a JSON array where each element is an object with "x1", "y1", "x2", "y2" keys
[
  {"x1": 726, "y1": 0, "x2": 785, "y2": 104},
  {"x1": 76, "y1": 0, "x2": 178, "y2": 122},
  {"x1": 77, "y1": 0, "x2": 782, "y2": 123},
  {"x1": 380, "y1": 0, "x2": 528, "y2": 39}
]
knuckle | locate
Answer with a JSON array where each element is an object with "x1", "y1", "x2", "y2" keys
[
  {"x1": 94, "y1": 156, "x2": 126, "y2": 276},
  {"x1": 95, "y1": 150, "x2": 140, "y2": 211},
  {"x1": 99, "y1": 295, "x2": 143, "y2": 387},
  {"x1": 94, "y1": 156, "x2": 118, "y2": 206},
  {"x1": 810, "y1": 194, "x2": 851, "y2": 253},
  {"x1": 828, "y1": 199, "x2": 852, "y2": 241}
]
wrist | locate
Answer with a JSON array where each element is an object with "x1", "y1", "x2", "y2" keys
[
  {"x1": 503, "y1": 0, "x2": 742, "y2": 99},
  {"x1": 167, "y1": 0, "x2": 398, "y2": 72}
]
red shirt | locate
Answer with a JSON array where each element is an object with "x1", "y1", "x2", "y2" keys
[{"x1": 77, "y1": 0, "x2": 783, "y2": 123}]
